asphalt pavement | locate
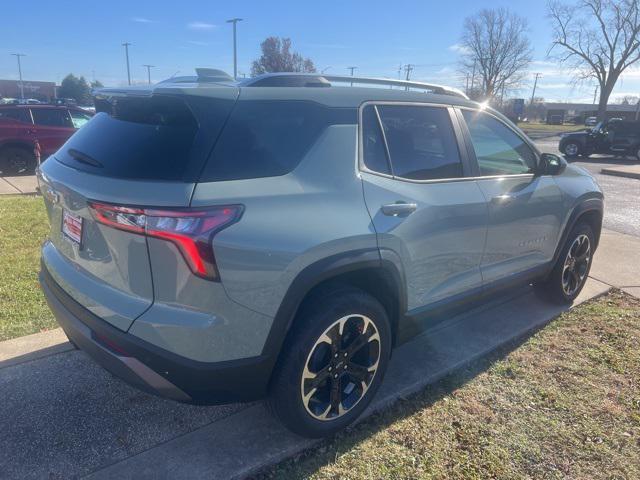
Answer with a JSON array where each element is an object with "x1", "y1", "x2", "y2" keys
[{"x1": 536, "y1": 136, "x2": 640, "y2": 238}]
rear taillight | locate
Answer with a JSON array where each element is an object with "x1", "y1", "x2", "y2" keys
[{"x1": 88, "y1": 201, "x2": 243, "y2": 281}]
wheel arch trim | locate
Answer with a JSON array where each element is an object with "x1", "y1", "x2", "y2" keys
[{"x1": 261, "y1": 248, "x2": 406, "y2": 378}]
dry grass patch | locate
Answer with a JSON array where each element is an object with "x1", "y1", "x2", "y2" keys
[{"x1": 263, "y1": 291, "x2": 640, "y2": 480}]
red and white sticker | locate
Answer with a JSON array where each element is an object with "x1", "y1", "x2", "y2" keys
[{"x1": 62, "y1": 209, "x2": 83, "y2": 246}]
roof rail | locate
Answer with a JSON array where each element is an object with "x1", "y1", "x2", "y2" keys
[{"x1": 241, "y1": 73, "x2": 468, "y2": 99}]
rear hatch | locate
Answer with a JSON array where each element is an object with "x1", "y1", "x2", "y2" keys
[{"x1": 39, "y1": 87, "x2": 238, "y2": 330}]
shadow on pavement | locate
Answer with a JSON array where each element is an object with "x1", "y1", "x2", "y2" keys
[{"x1": 0, "y1": 282, "x2": 608, "y2": 480}]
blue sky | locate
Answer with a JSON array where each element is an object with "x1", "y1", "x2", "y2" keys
[{"x1": 2, "y1": 0, "x2": 639, "y2": 102}]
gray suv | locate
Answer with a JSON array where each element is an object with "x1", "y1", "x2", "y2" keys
[{"x1": 38, "y1": 71, "x2": 603, "y2": 438}]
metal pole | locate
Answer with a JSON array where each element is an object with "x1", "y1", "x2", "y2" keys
[
  {"x1": 226, "y1": 18, "x2": 243, "y2": 80},
  {"x1": 143, "y1": 65, "x2": 155, "y2": 84},
  {"x1": 122, "y1": 43, "x2": 132, "y2": 85},
  {"x1": 11, "y1": 54, "x2": 26, "y2": 100},
  {"x1": 403, "y1": 64, "x2": 414, "y2": 90},
  {"x1": 347, "y1": 66, "x2": 357, "y2": 86},
  {"x1": 530, "y1": 72, "x2": 541, "y2": 106},
  {"x1": 470, "y1": 59, "x2": 476, "y2": 92}
]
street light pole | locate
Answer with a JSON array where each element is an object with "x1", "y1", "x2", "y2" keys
[
  {"x1": 122, "y1": 43, "x2": 132, "y2": 85},
  {"x1": 11, "y1": 53, "x2": 26, "y2": 100},
  {"x1": 143, "y1": 64, "x2": 155, "y2": 84},
  {"x1": 226, "y1": 18, "x2": 243, "y2": 80}
]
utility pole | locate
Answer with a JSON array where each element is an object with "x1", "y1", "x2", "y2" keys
[
  {"x1": 593, "y1": 85, "x2": 599, "y2": 105},
  {"x1": 530, "y1": 72, "x2": 542, "y2": 106},
  {"x1": 226, "y1": 18, "x2": 243, "y2": 80},
  {"x1": 403, "y1": 64, "x2": 414, "y2": 81},
  {"x1": 143, "y1": 64, "x2": 155, "y2": 84},
  {"x1": 11, "y1": 53, "x2": 26, "y2": 100},
  {"x1": 470, "y1": 59, "x2": 477, "y2": 92},
  {"x1": 122, "y1": 42, "x2": 132, "y2": 85},
  {"x1": 403, "y1": 64, "x2": 414, "y2": 91},
  {"x1": 347, "y1": 66, "x2": 358, "y2": 86}
]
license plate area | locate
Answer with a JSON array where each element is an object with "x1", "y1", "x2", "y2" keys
[{"x1": 62, "y1": 209, "x2": 83, "y2": 247}]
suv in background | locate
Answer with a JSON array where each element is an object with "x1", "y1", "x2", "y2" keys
[
  {"x1": 560, "y1": 118, "x2": 640, "y2": 159},
  {"x1": 0, "y1": 104, "x2": 92, "y2": 175},
  {"x1": 38, "y1": 71, "x2": 603, "y2": 438}
]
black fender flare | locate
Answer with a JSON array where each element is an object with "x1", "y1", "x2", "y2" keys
[
  {"x1": 551, "y1": 196, "x2": 604, "y2": 267},
  {"x1": 260, "y1": 248, "x2": 407, "y2": 377}
]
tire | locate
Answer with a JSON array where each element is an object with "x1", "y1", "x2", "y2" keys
[
  {"x1": 268, "y1": 285, "x2": 392, "y2": 438},
  {"x1": 562, "y1": 142, "x2": 580, "y2": 158},
  {"x1": 0, "y1": 146, "x2": 36, "y2": 175},
  {"x1": 535, "y1": 222, "x2": 595, "y2": 304}
]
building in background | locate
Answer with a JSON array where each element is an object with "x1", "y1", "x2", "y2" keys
[
  {"x1": 536, "y1": 102, "x2": 640, "y2": 125},
  {"x1": 0, "y1": 79, "x2": 56, "y2": 102}
]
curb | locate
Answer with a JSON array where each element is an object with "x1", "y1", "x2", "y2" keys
[
  {"x1": 600, "y1": 167, "x2": 640, "y2": 180},
  {"x1": 0, "y1": 327, "x2": 73, "y2": 369}
]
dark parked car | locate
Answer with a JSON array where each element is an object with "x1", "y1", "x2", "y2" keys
[
  {"x1": 0, "y1": 104, "x2": 92, "y2": 175},
  {"x1": 559, "y1": 118, "x2": 640, "y2": 160}
]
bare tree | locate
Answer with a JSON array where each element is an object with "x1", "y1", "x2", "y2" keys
[
  {"x1": 251, "y1": 37, "x2": 316, "y2": 76},
  {"x1": 460, "y1": 8, "x2": 533, "y2": 101},
  {"x1": 548, "y1": 0, "x2": 640, "y2": 120}
]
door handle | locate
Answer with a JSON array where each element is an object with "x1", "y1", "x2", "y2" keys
[
  {"x1": 381, "y1": 202, "x2": 417, "y2": 216},
  {"x1": 491, "y1": 194, "x2": 516, "y2": 204}
]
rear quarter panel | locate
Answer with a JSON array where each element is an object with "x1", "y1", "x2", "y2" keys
[{"x1": 191, "y1": 124, "x2": 377, "y2": 317}]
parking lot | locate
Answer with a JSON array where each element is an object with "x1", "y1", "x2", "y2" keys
[{"x1": 0, "y1": 134, "x2": 639, "y2": 478}]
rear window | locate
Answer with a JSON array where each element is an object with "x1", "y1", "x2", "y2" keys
[
  {"x1": 200, "y1": 100, "x2": 356, "y2": 182},
  {"x1": 55, "y1": 95, "x2": 234, "y2": 182}
]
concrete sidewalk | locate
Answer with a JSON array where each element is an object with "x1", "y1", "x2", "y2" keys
[
  {"x1": 0, "y1": 175, "x2": 38, "y2": 195},
  {"x1": 601, "y1": 164, "x2": 640, "y2": 180},
  {"x1": 0, "y1": 228, "x2": 636, "y2": 479}
]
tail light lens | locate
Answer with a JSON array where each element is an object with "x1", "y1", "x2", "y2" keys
[{"x1": 88, "y1": 201, "x2": 243, "y2": 281}]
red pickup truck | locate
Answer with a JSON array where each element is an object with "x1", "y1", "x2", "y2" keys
[{"x1": 0, "y1": 104, "x2": 93, "y2": 175}]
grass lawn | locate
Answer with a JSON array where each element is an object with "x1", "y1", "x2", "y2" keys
[
  {"x1": 0, "y1": 195, "x2": 55, "y2": 341},
  {"x1": 520, "y1": 122, "x2": 585, "y2": 134},
  {"x1": 264, "y1": 291, "x2": 640, "y2": 480}
]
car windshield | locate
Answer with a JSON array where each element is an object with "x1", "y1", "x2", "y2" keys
[{"x1": 591, "y1": 121, "x2": 604, "y2": 132}]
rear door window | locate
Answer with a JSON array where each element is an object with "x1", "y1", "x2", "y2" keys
[
  {"x1": 361, "y1": 105, "x2": 391, "y2": 175},
  {"x1": 32, "y1": 108, "x2": 73, "y2": 128},
  {"x1": 376, "y1": 105, "x2": 463, "y2": 180},
  {"x1": 200, "y1": 100, "x2": 356, "y2": 182},
  {"x1": 0, "y1": 108, "x2": 31, "y2": 123}
]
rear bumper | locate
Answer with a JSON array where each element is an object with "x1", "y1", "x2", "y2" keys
[{"x1": 40, "y1": 264, "x2": 275, "y2": 405}]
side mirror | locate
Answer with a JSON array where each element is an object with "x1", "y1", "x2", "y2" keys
[{"x1": 539, "y1": 153, "x2": 567, "y2": 176}]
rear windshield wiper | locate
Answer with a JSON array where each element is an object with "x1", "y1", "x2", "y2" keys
[{"x1": 68, "y1": 149, "x2": 103, "y2": 168}]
